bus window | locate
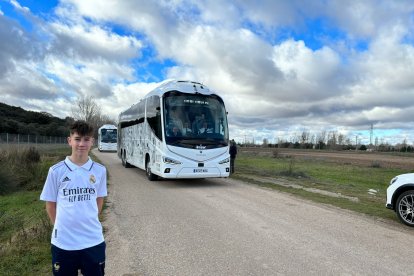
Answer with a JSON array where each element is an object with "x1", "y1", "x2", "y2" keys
[
  {"x1": 164, "y1": 92, "x2": 228, "y2": 148},
  {"x1": 146, "y1": 95, "x2": 162, "y2": 140}
]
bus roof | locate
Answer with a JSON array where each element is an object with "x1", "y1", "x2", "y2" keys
[
  {"x1": 145, "y1": 80, "x2": 215, "y2": 98},
  {"x1": 98, "y1": 124, "x2": 117, "y2": 130},
  {"x1": 119, "y1": 80, "x2": 220, "y2": 122}
]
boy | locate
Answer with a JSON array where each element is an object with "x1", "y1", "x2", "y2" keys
[{"x1": 40, "y1": 121, "x2": 107, "y2": 275}]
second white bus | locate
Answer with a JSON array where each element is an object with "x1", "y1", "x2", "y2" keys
[
  {"x1": 118, "y1": 80, "x2": 230, "y2": 180},
  {"x1": 98, "y1": 124, "x2": 117, "y2": 152}
]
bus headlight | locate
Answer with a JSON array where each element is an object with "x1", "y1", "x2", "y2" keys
[
  {"x1": 219, "y1": 157, "x2": 229, "y2": 164},
  {"x1": 163, "y1": 156, "x2": 181, "y2": 165}
]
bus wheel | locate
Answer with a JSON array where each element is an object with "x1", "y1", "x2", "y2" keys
[
  {"x1": 122, "y1": 150, "x2": 131, "y2": 168},
  {"x1": 146, "y1": 158, "x2": 158, "y2": 181}
]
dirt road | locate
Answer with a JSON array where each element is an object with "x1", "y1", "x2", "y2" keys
[{"x1": 94, "y1": 149, "x2": 414, "y2": 276}]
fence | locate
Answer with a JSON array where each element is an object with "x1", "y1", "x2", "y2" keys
[{"x1": 0, "y1": 133, "x2": 68, "y2": 150}]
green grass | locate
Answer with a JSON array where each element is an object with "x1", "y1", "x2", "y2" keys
[
  {"x1": 0, "y1": 145, "x2": 70, "y2": 276},
  {"x1": 0, "y1": 146, "x2": 108, "y2": 276},
  {"x1": 0, "y1": 191, "x2": 52, "y2": 275},
  {"x1": 234, "y1": 151, "x2": 408, "y2": 223}
]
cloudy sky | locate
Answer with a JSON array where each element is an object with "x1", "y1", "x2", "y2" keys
[{"x1": 1, "y1": 0, "x2": 414, "y2": 145}]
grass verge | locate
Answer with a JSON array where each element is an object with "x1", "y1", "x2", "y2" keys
[
  {"x1": 233, "y1": 150, "x2": 408, "y2": 223},
  {"x1": 0, "y1": 146, "x2": 70, "y2": 276}
]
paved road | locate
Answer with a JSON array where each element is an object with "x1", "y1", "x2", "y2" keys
[{"x1": 94, "y1": 150, "x2": 414, "y2": 276}]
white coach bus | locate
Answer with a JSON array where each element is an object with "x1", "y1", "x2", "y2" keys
[
  {"x1": 118, "y1": 80, "x2": 230, "y2": 180},
  {"x1": 97, "y1": 124, "x2": 117, "y2": 151}
]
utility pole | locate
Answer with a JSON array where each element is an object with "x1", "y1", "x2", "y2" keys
[
  {"x1": 370, "y1": 123, "x2": 373, "y2": 148},
  {"x1": 355, "y1": 135, "x2": 358, "y2": 151}
]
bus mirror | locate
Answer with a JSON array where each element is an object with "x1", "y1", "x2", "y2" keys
[{"x1": 156, "y1": 107, "x2": 160, "y2": 111}]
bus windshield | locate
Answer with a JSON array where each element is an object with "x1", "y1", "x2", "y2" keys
[
  {"x1": 100, "y1": 129, "x2": 117, "y2": 143},
  {"x1": 164, "y1": 92, "x2": 229, "y2": 149}
]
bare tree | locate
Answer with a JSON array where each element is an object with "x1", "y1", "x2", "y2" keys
[
  {"x1": 262, "y1": 138, "x2": 268, "y2": 147},
  {"x1": 327, "y1": 131, "x2": 337, "y2": 149},
  {"x1": 71, "y1": 95, "x2": 116, "y2": 138},
  {"x1": 309, "y1": 134, "x2": 316, "y2": 148},
  {"x1": 316, "y1": 130, "x2": 326, "y2": 149},
  {"x1": 299, "y1": 129, "x2": 310, "y2": 148},
  {"x1": 337, "y1": 133, "x2": 345, "y2": 146},
  {"x1": 72, "y1": 95, "x2": 100, "y2": 123},
  {"x1": 99, "y1": 114, "x2": 117, "y2": 126}
]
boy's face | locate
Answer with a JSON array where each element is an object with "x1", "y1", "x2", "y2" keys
[{"x1": 67, "y1": 132, "x2": 94, "y2": 155}]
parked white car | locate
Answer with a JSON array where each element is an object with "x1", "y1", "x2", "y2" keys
[{"x1": 386, "y1": 173, "x2": 414, "y2": 227}]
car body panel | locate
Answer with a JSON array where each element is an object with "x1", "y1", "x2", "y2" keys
[{"x1": 386, "y1": 173, "x2": 414, "y2": 212}]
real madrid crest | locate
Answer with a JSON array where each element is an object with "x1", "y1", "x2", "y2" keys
[
  {"x1": 89, "y1": 174, "x2": 96, "y2": 184},
  {"x1": 54, "y1": 262, "x2": 60, "y2": 272}
]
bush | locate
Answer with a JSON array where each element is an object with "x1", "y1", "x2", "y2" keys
[
  {"x1": 22, "y1": 147, "x2": 40, "y2": 163},
  {"x1": 277, "y1": 157, "x2": 308, "y2": 178},
  {"x1": 0, "y1": 165, "x2": 17, "y2": 195},
  {"x1": 371, "y1": 160, "x2": 381, "y2": 168},
  {"x1": 0, "y1": 147, "x2": 42, "y2": 194},
  {"x1": 0, "y1": 149, "x2": 17, "y2": 195}
]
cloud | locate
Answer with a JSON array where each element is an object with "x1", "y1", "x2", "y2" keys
[
  {"x1": 0, "y1": 1, "x2": 146, "y2": 116},
  {"x1": 325, "y1": 0, "x2": 414, "y2": 39},
  {"x1": 48, "y1": 21, "x2": 142, "y2": 62},
  {"x1": 0, "y1": 15, "x2": 40, "y2": 77},
  {"x1": 1, "y1": 0, "x2": 414, "y2": 145}
]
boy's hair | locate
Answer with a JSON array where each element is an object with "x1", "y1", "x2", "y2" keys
[{"x1": 69, "y1": 120, "x2": 94, "y2": 136}]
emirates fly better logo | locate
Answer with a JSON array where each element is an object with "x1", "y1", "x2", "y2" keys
[{"x1": 63, "y1": 186, "x2": 96, "y2": 202}]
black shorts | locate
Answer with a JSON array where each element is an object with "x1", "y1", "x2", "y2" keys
[{"x1": 51, "y1": 242, "x2": 106, "y2": 276}]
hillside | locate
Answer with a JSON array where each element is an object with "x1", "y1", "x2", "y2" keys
[{"x1": 0, "y1": 102, "x2": 73, "y2": 137}]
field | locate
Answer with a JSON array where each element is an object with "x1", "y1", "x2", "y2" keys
[
  {"x1": 241, "y1": 147, "x2": 414, "y2": 170},
  {"x1": 234, "y1": 147, "x2": 414, "y2": 223}
]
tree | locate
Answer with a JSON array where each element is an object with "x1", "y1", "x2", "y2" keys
[
  {"x1": 337, "y1": 133, "x2": 345, "y2": 146},
  {"x1": 316, "y1": 130, "x2": 326, "y2": 150},
  {"x1": 71, "y1": 95, "x2": 117, "y2": 138},
  {"x1": 72, "y1": 95, "x2": 100, "y2": 123},
  {"x1": 300, "y1": 129, "x2": 310, "y2": 148}
]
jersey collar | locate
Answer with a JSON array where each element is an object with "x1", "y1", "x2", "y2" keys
[{"x1": 64, "y1": 156, "x2": 94, "y2": 171}]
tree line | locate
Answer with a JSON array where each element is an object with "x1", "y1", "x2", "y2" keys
[
  {"x1": 247, "y1": 130, "x2": 413, "y2": 153},
  {"x1": 0, "y1": 96, "x2": 116, "y2": 138},
  {"x1": 0, "y1": 102, "x2": 71, "y2": 137}
]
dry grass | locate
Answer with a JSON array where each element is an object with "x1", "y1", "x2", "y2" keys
[
  {"x1": 233, "y1": 148, "x2": 409, "y2": 222},
  {"x1": 0, "y1": 146, "x2": 70, "y2": 275}
]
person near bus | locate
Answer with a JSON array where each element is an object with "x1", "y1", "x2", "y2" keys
[
  {"x1": 229, "y1": 139, "x2": 237, "y2": 174},
  {"x1": 183, "y1": 122, "x2": 193, "y2": 135},
  {"x1": 169, "y1": 106, "x2": 184, "y2": 132},
  {"x1": 169, "y1": 126, "x2": 182, "y2": 137},
  {"x1": 40, "y1": 120, "x2": 107, "y2": 275},
  {"x1": 198, "y1": 121, "x2": 213, "y2": 135},
  {"x1": 192, "y1": 112, "x2": 206, "y2": 133}
]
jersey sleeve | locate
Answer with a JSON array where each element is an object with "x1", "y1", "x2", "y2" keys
[
  {"x1": 97, "y1": 167, "x2": 108, "y2": 197},
  {"x1": 40, "y1": 167, "x2": 58, "y2": 202}
]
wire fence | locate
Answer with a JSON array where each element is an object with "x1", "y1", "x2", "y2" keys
[{"x1": 0, "y1": 133, "x2": 68, "y2": 150}]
